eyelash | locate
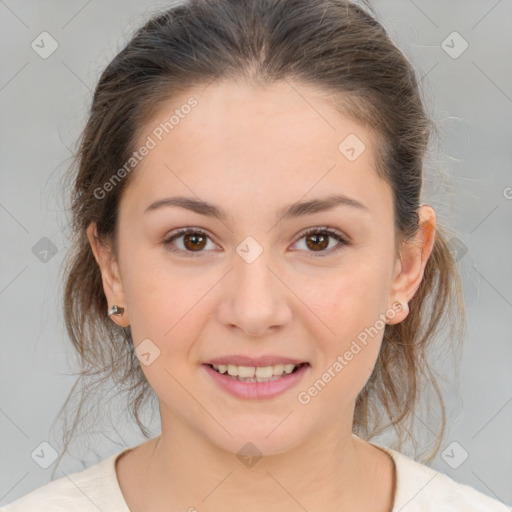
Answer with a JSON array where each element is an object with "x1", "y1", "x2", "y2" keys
[{"x1": 161, "y1": 226, "x2": 351, "y2": 258}]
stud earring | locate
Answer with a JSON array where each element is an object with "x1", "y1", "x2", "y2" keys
[
  {"x1": 395, "y1": 300, "x2": 409, "y2": 315},
  {"x1": 107, "y1": 305, "x2": 125, "y2": 318},
  {"x1": 386, "y1": 300, "x2": 409, "y2": 324}
]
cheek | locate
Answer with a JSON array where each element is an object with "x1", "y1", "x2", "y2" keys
[
  {"x1": 127, "y1": 273, "x2": 209, "y2": 346},
  {"x1": 124, "y1": 267, "x2": 213, "y2": 397},
  {"x1": 298, "y1": 257, "x2": 389, "y2": 334},
  {"x1": 296, "y1": 260, "x2": 389, "y2": 391},
  {"x1": 120, "y1": 244, "x2": 211, "y2": 354}
]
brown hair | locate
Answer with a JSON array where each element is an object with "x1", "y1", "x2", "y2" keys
[{"x1": 53, "y1": 0, "x2": 465, "y2": 476}]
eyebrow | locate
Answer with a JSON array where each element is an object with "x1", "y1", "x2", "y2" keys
[{"x1": 143, "y1": 194, "x2": 370, "y2": 223}]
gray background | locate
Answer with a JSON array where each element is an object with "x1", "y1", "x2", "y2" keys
[{"x1": 1, "y1": 0, "x2": 511, "y2": 507}]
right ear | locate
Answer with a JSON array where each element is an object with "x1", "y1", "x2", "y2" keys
[{"x1": 86, "y1": 222, "x2": 130, "y2": 327}]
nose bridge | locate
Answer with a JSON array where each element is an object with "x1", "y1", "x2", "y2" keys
[
  {"x1": 218, "y1": 240, "x2": 292, "y2": 336},
  {"x1": 233, "y1": 241, "x2": 280, "y2": 305}
]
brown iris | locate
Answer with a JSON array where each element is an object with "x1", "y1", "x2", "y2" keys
[
  {"x1": 183, "y1": 232, "x2": 207, "y2": 251},
  {"x1": 305, "y1": 233, "x2": 329, "y2": 251}
]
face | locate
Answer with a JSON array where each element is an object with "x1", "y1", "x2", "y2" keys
[{"x1": 89, "y1": 79, "x2": 435, "y2": 456}]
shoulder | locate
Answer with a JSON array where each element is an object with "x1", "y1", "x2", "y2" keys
[
  {"x1": 376, "y1": 444, "x2": 511, "y2": 512},
  {"x1": 0, "y1": 449, "x2": 131, "y2": 512}
]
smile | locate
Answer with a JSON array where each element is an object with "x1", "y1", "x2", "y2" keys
[
  {"x1": 210, "y1": 362, "x2": 304, "y2": 382},
  {"x1": 202, "y1": 362, "x2": 310, "y2": 399}
]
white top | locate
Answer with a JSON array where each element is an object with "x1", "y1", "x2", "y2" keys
[{"x1": 1, "y1": 441, "x2": 509, "y2": 511}]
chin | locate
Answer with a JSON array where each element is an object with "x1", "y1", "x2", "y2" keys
[{"x1": 205, "y1": 422, "x2": 305, "y2": 458}]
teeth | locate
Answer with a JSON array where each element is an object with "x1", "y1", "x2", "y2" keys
[{"x1": 211, "y1": 363, "x2": 300, "y2": 381}]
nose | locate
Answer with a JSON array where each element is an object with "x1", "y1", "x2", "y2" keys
[{"x1": 216, "y1": 250, "x2": 293, "y2": 337}]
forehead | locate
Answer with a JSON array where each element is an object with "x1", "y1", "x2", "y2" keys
[{"x1": 121, "y1": 79, "x2": 391, "y2": 220}]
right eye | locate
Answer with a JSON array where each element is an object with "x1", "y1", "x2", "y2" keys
[{"x1": 162, "y1": 227, "x2": 219, "y2": 257}]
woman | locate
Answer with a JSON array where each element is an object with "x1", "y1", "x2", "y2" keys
[{"x1": 2, "y1": 0, "x2": 509, "y2": 510}]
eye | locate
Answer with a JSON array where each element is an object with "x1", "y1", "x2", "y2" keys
[
  {"x1": 292, "y1": 226, "x2": 350, "y2": 257},
  {"x1": 162, "y1": 226, "x2": 350, "y2": 258},
  {"x1": 162, "y1": 227, "x2": 218, "y2": 257}
]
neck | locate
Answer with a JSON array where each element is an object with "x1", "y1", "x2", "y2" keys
[{"x1": 129, "y1": 416, "x2": 395, "y2": 511}]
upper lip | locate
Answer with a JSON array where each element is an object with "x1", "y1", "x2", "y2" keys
[{"x1": 204, "y1": 355, "x2": 309, "y2": 367}]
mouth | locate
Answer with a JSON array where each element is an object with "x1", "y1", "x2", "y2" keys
[
  {"x1": 204, "y1": 362, "x2": 309, "y2": 383},
  {"x1": 202, "y1": 361, "x2": 311, "y2": 399}
]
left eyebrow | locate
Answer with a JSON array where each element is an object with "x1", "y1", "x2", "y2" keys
[{"x1": 143, "y1": 193, "x2": 371, "y2": 224}]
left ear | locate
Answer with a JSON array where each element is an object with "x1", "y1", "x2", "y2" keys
[{"x1": 386, "y1": 205, "x2": 437, "y2": 325}]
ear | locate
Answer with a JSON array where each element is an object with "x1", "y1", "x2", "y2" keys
[
  {"x1": 386, "y1": 205, "x2": 436, "y2": 325},
  {"x1": 86, "y1": 222, "x2": 130, "y2": 327}
]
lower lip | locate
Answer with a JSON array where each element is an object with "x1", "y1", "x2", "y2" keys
[{"x1": 202, "y1": 363, "x2": 310, "y2": 400}]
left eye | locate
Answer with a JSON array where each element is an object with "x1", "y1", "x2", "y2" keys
[
  {"x1": 162, "y1": 227, "x2": 350, "y2": 257},
  {"x1": 292, "y1": 227, "x2": 349, "y2": 256}
]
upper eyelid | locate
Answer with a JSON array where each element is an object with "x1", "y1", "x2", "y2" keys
[{"x1": 164, "y1": 225, "x2": 346, "y2": 240}]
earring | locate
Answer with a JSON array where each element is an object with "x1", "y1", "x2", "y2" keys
[
  {"x1": 107, "y1": 305, "x2": 125, "y2": 318},
  {"x1": 395, "y1": 300, "x2": 409, "y2": 315},
  {"x1": 386, "y1": 300, "x2": 409, "y2": 324}
]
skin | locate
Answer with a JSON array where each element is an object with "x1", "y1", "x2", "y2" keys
[{"x1": 87, "y1": 78, "x2": 436, "y2": 512}]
